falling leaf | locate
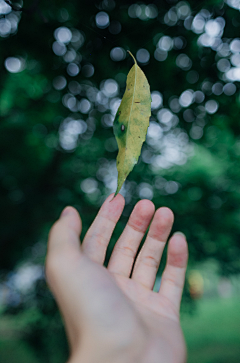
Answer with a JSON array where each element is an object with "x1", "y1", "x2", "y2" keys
[{"x1": 113, "y1": 51, "x2": 151, "y2": 196}]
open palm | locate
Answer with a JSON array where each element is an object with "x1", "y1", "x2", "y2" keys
[{"x1": 46, "y1": 193, "x2": 188, "y2": 363}]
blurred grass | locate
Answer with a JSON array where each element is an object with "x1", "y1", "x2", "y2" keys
[
  {"x1": 0, "y1": 340, "x2": 40, "y2": 363},
  {"x1": 181, "y1": 297, "x2": 240, "y2": 363},
  {"x1": 0, "y1": 297, "x2": 239, "y2": 363}
]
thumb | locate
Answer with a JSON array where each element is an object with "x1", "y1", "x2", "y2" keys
[
  {"x1": 45, "y1": 207, "x2": 83, "y2": 350},
  {"x1": 47, "y1": 206, "x2": 82, "y2": 254},
  {"x1": 46, "y1": 206, "x2": 82, "y2": 289}
]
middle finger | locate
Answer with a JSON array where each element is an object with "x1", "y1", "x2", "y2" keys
[{"x1": 108, "y1": 200, "x2": 155, "y2": 277}]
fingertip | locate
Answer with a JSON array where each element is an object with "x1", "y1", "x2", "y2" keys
[
  {"x1": 156, "y1": 207, "x2": 174, "y2": 224},
  {"x1": 60, "y1": 206, "x2": 78, "y2": 218},
  {"x1": 167, "y1": 232, "x2": 188, "y2": 268},
  {"x1": 128, "y1": 199, "x2": 155, "y2": 232},
  {"x1": 148, "y1": 207, "x2": 174, "y2": 241},
  {"x1": 136, "y1": 199, "x2": 155, "y2": 216},
  {"x1": 107, "y1": 192, "x2": 125, "y2": 205},
  {"x1": 60, "y1": 206, "x2": 82, "y2": 234},
  {"x1": 100, "y1": 193, "x2": 125, "y2": 221}
]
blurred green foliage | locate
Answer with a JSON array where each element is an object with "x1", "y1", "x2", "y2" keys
[{"x1": 1, "y1": 0, "x2": 240, "y2": 361}]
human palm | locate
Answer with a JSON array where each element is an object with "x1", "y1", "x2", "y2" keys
[{"x1": 46, "y1": 194, "x2": 188, "y2": 363}]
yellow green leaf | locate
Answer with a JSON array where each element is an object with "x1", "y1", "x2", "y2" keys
[{"x1": 113, "y1": 51, "x2": 151, "y2": 196}]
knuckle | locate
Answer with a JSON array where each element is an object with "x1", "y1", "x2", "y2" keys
[
  {"x1": 116, "y1": 244, "x2": 136, "y2": 258},
  {"x1": 141, "y1": 254, "x2": 159, "y2": 269}
]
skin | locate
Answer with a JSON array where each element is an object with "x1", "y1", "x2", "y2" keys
[{"x1": 46, "y1": 193, "x2": 188, "y2": 363}]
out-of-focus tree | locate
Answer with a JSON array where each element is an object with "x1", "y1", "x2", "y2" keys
[{"x1": 1, "y1": 0, "x2": 240, "y2": 361}]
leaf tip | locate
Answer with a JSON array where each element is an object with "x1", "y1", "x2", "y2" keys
[{"x1": 127, "y1": 50, "x2": 137, "y2": 64}]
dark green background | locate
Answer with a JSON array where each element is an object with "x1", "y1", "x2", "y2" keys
[{"x1": 0, "y1": 0, "x2": 240, "y2": 362}]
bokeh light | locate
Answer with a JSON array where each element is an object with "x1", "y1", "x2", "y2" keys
[
  {"x1": 110, "y1": 47, "x2": 126, "y2": 61},
  {"x1": 95, "y1": 11, "x2": 110, "y2": 29},
  {"x1": 4, "y1": 57, "x2": 24, "y2": 73},
  {"x1": 136, "y1": 48, "x2": 150, "y2": 64}
]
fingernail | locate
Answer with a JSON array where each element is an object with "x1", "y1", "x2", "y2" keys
[
  {"x1": 60, "y1": 207, "x2": 72, "y2": 218},
  {"x1": 174, "y1": 232, "x2": 186, "y2": 239}
]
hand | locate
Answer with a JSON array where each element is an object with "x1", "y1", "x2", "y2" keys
[{"x1": 46, "y1": 194, "x2": 188, "y2": 363}]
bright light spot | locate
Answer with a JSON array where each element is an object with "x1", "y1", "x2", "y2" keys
[
  {"x1": 198, "y1": 33, "x2": 215, "y2": 47},
  {"x1": 194, "y1": 90, "x2": 205, "y2": 103},
  {"x1": 179, "y1": 89, "x2": 194, "y2": 107},
  {"x1": 212, "y1": 82, "x2": 223, "y2": 95},
  {"x1": 190, "y1": 125, "x2": 203, "y2": 139},
  {"x1": 157, "y1": 108, "x2": 173, "y2": 124},
  {"x1": 67, "y1": 63, "x2": 80, "y2": 76},
  {"x1": 154, "y1": 48, "x2": 168, "y2": 62},
  {"x1": 63, "y1": 49, "x2": 76, "y2": 63},
  {"x1": 223, "y1": 83, "x2": 237, "y2": 96},
  {"x1": 151, "y1": 130, "x2": 190, "y2": 170},
  {"x1": 110, "y1": 97, "x2": 121, "y2": 115},
  {"x1": 71, "y1": 29, "x2": 85, "y2": 47},
  {"x1": 81, "y1": 178, "x2": 98, "y2": 194},
  {"x1": 158, "y1": 36, "x2": 173, "y2": 51},
  {"x1": 7, "y1": 13, "x2": 19, "y2": 34},
  {"x1": 82, "y1": 64, "x2": 94, "y2": 77},
  {"x1": 230, "y1": 39, "x2": 240, "y2": 53},
  {"x1": 177, "y1": 2, "x2": 191, "y2": 19},
  {"x1": 59, "y1": 118, "x2": 87, "y2": 150},
  {"x1": 101, "y1": 79, "x2": 119, "y2": 97},
  {"x1": 205, "y1": 20, "x2": 222, "y2": 37},
  {"x1": 96, "y1": 91, "x2": 108, "y2": 106},
  {"x1": 0, "y1": 17, "x2": 12, "y2": 36},
  {"x1": 165, "y1": 181, "x2": 179, "y2": 194},
  {"x1": 217, "y1": 58, "x2": 231, "y2": 72},
  {"x1": 151, "y1": 91, "x2": 163, "y2": 110},
  {"x1": 226, "y1": 0, "x2": 240, "y2": 10},
  {"x1": 169, "y1": 97, "x2": 181, "y2": 113},
  {"x1": 184, "y1": 15, "x2": 193, "y2": 30},
  {"x1": 4, "y1": 57, "x2": 24, "y2": 73},
  {"x1": 147, "y1": 121, "x2": 163, "y2": 141},
  {"x1": 225, "y1": 67, "x2": 240, "y2": 81},
  {"x1": 136, "y1": 48, "x2": 150, "y2": 64},
  {"x1": 66, "y1": 96, "x2": 77, "y2": 111},
  {"x1": 138, "y1": 5, "x2": 148, "y2": 20},
  {"x1": 110, "y1": 47, "x2": 126, "y2": 61},
  {"x1": 78, "y1": 99, "x2": 91, "y2": 113},
  {"x1": 205, "y1": 100, "x2": 218, "y2": 114},
  {"x1": 176, "y1": 53, "x2": 192, "y2": 70},
  {"x1": 13, "y1": 264, "x2": 43, "y2": 293},
  {"x1": 174, "y1": 36, "x2": 185, "y2": 49},
  {"x1": 53, "y1": 76, "x2": 67, "y2": 90},
  {"x1": 138, "y1": 183, "x2": 153, "y2": 200},
  {"x1": 201, "y1": 81, "x2": 212, "y2": 95},
  {"x1": 0, "y1": 0, "x2": 11, "y2": 15},
  {"x1": 145, "y1": 4, "x2": 158, "y2": 19},
  {"x1": 101, "y1": 114, "x2": 114, "y2": 127},
  {"x1": 192, "y1": 14, "x2": 205, "y2": 34},
  {"x1": 68, "y1": 81, "x2": 81, "y2": 95},
  {"x1": 54, "y1": 27, "x2": 72, "y2": 44},
  {"x1": 95, "y1": 11, "x2": 110, "y2": 28},
  {"x1": 128, "y1": 4, "x2": 141, "y2": 18},
  {"x1": 231, "y1": 53, "x2": 240, "y2": 66},
  {"x1": 52, "y1": 41, "x2": 67, "y2": 56},
  {"x1": 217, "y1": 42, "x2": 230, "y2": 57},
  {"x1": 164, "y1": 8, "x2": 178, "y2": 26}
]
